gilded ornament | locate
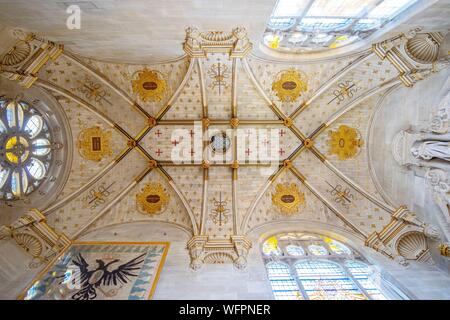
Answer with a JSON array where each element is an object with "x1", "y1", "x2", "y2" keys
[
  {"x1": 132, "y1": 68, "x2": 167, "y2": 102},
  {"x1": 210, "y1": 192, "x2": 230, "y2": 226},
  {"x1": 77, "y1": 126, "x2": 113, "y2": 162},
  {"x1": 136, "y1": 183, "x2": 170, "y2": 215},
  {"x1": 327, "y1": 125, "x2": 363, "y2": 160},
  {"x1": 272, "y1": 183, "x2": 305, "y2": 215},
  {"x1": 272, "y1": 69, "x2": 308, "y2": 102},
  {"x1": 207, "y1": 62, "x2": 230, "y2": 94}
]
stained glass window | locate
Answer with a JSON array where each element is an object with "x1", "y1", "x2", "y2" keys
[
  {"x1": 266, "y1": 262, "x2": 303, "y2": 300},
  {"x1": 308, "y1": 244, "x2": 328, "y2": 256},
  {"x1": 322, "y1": 237, "x2": 352, "y2": 255},
  {"x1": 263, "y1": 0, "x2": 419, "y2": 53},
  {"x1": 262, "y1": 236, "x2": 283, "y2": 256},
  {"x1": 262, "y1": 233, "x2": 397, "y2": 300},
  {"x1": 295, "y1": 260, "x2": 366, "y2": 300},
  {"x1": 0, "y1": 98, "x2": 54, "y2": 200},
  {"x1": 286, "y1": 245, "x2": 305, "y2": 256},
  {"x1": 346, "y1": 260, "x2": 387, "y2": 300}
]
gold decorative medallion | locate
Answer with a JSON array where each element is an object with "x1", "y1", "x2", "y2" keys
[
  {"x1": 327, "y1": 125, "x2": 364, "y2": 160},
  {"x1": 136, "y1": 183, "x2": 170, "y2": 215},
  {"x1": 77, "y1": 126, "x2": 113, "y2": 162},
  {"x1": 132, "y1": 68, "x2": 167, "y2": 102},
  {"x1": 272, "y1": 69, "x2": 308, "y2": 102},
  {"x1": 272, "y1": 183, "x2": 305, "y2": 215}
]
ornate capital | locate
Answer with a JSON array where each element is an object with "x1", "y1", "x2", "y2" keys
[
  {"x1": 183, "y1": 27, "x2": 252, "y2": 58},
  {"x1": 187, "y1": 235, "x2": 252, "y2": 270}
]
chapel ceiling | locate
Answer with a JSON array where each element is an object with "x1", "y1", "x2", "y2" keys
[
  {"x1": 0, "y1": 22, "x2": 449, "y2": 270},
  {"x1": 0, "y1": 0, "x2": 450, "y2": 63}
]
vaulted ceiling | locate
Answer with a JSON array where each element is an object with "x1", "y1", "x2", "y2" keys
[{"x1": 1, "y1": 0, "x2": 450, "y2": 271}]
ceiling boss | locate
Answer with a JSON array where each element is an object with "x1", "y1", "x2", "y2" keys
[
  {"x1": 272, "y1": 69, "x2": 308, "y2": 102},
  {"x1": 131, "y1": 68, "x2": 167, "y2": 102}
]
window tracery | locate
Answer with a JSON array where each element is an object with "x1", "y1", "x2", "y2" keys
[
  {"x1": 262, "y1": 232, "x2": 390, "y2": 300},
  {"x1": 263, "y1": 0, "x2": 419, "y2": 53},
  {"x1": 0, "y1": 97, "x2": 55, "y2": 200}
]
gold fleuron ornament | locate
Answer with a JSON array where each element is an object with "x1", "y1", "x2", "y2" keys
[
  {"x1": 136, "y1": 183, "x2": 170, "y2": 215},
  {"x1": 272, "y1": 69, "x2": 308, "y2": 102},
  {"x1": 327, "y1": 125, "x2": 363, "y2": 160},
  {"x1": 77, "y1": 126, "x2": 113, "y2": 162},
  {"x1": 132, "y1": 68, "x2": 167, "y2": 102},
  {"x1": 272, "y1": 183, "x2": 305, "y2": 215}
]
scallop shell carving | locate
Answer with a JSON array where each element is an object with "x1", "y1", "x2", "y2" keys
[
  {"x1": 203, "y1": 252, "x2": 234, "y2": 264},
  {"x1": 406, "y1": 33, "x2": 443, "y2": 64},
  {"x1": 396, "y1": 232, "x2": 427, "y2": 260},
  {"x1": 13, "y1": 233, "x2": 43, "y2": 258},
  {"x1": 201, "y1": 31, "x2": 233, "y2": 42},
  {"x1": 1, "y1": 41, "x2": 31, "y2": 66}
]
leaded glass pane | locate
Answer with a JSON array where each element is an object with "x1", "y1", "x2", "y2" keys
[
  {"x1": 266, "y1": 262, "x2": 303, "y2": 300},
  {"x1": 295, "y1": 260, "x2": 367, "y2": 300},
  {"x1": 345, "y1": 260, "x2": 387, "y2": 300}
]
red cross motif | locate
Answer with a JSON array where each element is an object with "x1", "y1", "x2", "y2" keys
[
  {"x1": 279, "y1": 148, "x2": 285, "y2": 156},
  {"x1": 171, "y1": 140, "x2": 179, "y2": 146},
  {"x1": 279, "y1": 129, "x2": 286, "y2": 137},
  {"x1": 245, "y1": 148, "x2": 252, "y2": 156},
  {"x1": 155, "y1": 149, "x2": 163, "y2": 156},
  {"x1": 189, "y1": 129, "x2": 195, "y2": 138},
  {"x1": 190, "y1": 148, "x2": 195, "y2": 156},
  {"x1": 155, "y1": 129, "x2": 162, "y2": 137},
  {"x1": 262, "y1": 138, "x2": 270, "y2": 145}
]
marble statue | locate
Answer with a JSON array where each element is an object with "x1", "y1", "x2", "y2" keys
[{"x1": 411, "y1": 140, "x2": 450, "y2": 162}]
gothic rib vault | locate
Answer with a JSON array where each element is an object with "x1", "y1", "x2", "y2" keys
[{"x1": 0, "y1": 26, "x2": 449, "y2": 272}]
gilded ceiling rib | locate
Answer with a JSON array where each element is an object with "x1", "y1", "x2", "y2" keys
[
  {"x1": 35, "y1": 78, "x2": 133, "y2": 140},
  {"x1": 289, "y1": 49, "x2": 374, "y2": 119},
  {"x1": 289, "y1": 166, "x2": 368, "y2": 239},
  {"x1": 231, "y1": 57, "x2": 239, "y2": 235},
  {"x1": 163, "y1": 171, "x2": 200, "y2": 235},
  {"x1": 155, "y1": 58, "x2": 197, "y2": 120},
  {"x1": 231, "y1": 59, "x2": 238, "y2": 118},
  {"x1": 323, "y1": 77, "x2": 403, "y2": 128},
  {"x1": 42, "y1": 147, "x2": 133, "y2": 215},
  {"x1": 323, "y1": 160, "x2": 396, "y2": 213},
  {"x1": 197, "y1": 59, "x2": 208, "y2": 117},
  {"x1": 62, "y1": 50, "x2": 151, "y2": 119},
  {"x1": 197, "y1": 57, "x2": 209, "y2": 235},
  {"x1": 71, "y1": 166, "x2": 154, "y2": 239}
]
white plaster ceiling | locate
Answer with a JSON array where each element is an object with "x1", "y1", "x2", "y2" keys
[
  {"x1": 0, "y1": 0, "x2": 275, "y2": 63},
  {"x1": 1, "y1": 0, "x2": 450, "y2": 63}
]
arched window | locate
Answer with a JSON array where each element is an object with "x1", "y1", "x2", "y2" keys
[
  {"x1": 263, "y1": 0, "x2": 419, "y2": 53},
  {"x1": 0, "y1": 98, "x2": 54, "y2": 200},
  {"x1": 262, "y1": 232, "x2": 397, "y2": 300}
]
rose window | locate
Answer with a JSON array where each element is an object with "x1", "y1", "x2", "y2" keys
[{"x1": 0, "y1": 97, "x2": 54, "y2": 200}]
